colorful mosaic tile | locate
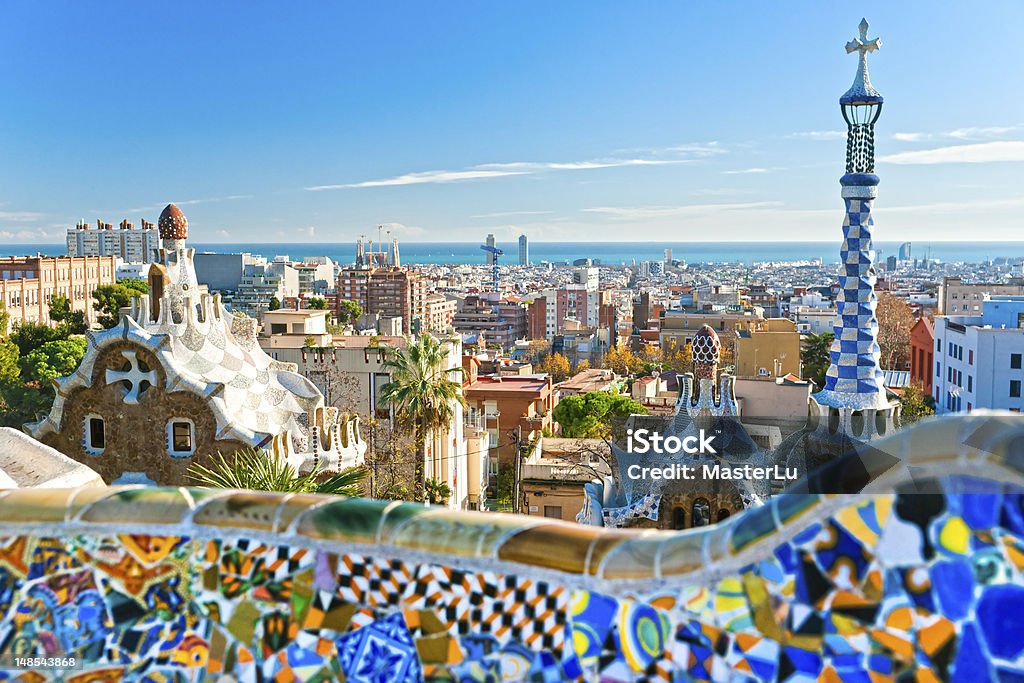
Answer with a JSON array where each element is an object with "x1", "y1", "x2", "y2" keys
[{"x1": 1, "y1": 416, "x2": 1024, "y2": 681}]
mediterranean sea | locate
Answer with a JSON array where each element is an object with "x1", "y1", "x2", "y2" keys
[{"x1": 2, "y1": 241, "x2": 1023, "y2": 266}]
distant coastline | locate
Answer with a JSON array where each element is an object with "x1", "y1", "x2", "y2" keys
[{"x1": 2, "y1": 241, "x2": 1023, "y2": 266}]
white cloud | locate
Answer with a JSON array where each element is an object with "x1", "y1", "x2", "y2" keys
[
  {"x1": 947, "y1": 125, "x2": 1019, "y2": 140},
  {"x1": 0, "y1": 210, "x2": 46, "y2": 222},
  {"x1": 787, "y1": 131, "x2": 845, "y2": 140},
  {"x1": 120, "y1": 195, "x2": 254, "y2": 214},
  {"x1": 470, "y1": 210, "x2": 553, "y2": 219},
  {"x1": 892, "y1": 132, "x2": 930, "y2": 142},
  {"x1": 0, "y1": 227, "x2": 55, "y2": 240},
  {"x1": 722, "y1": 167, "x2": 769, "y2": 175},
  {"x1": 583, "y1": 201, "x2": 783, "y2": 220},
  {"x1": 892, "y1": 126, "x2": 1020, "y2": 143},
  {"x1": 307, "y1": 147, "x2": 715, "y2": 191},
  {"x1": 379, "y1": 222, "x2": 425, "y2": 236},
  {"x1": 480, "y1": 159, "x2": 686, "y2": 172},
  {"x1": 879, "y1": 141, "x2": 1024, "y2": 165},
  {"x1": 307, "y1": 169, "x2": 529, "y2": 190},
  {"x1": 303, "y1": 226, "x2": 316, "y2": 238}
]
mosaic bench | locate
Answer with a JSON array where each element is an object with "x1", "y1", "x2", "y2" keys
[{"x1": 1, "y1": 414, "x2": 1023, "y2": 681}]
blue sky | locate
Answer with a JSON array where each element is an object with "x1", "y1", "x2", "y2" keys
[{"x1": 1, "y1": 2, "x2": 1023, "y2": 243}]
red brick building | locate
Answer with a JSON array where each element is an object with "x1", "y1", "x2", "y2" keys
[
  {"x1": 462, "y1": 357, "x2": 554, "y2": 474},
  {"x1": 909, "y1": 317, "x2": 934, "y2": 395}
]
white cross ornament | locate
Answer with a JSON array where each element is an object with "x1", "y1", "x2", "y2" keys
[{"x1": 105, "y1": 350, "x2": 157, "y2": 405}]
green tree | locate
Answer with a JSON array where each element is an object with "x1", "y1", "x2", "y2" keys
[
  {"x1": 188, "y1": 448, "x2": 367, "y2": 495},
  {"x1": 268, "y1": 296, "x2": 282, "y2": 311},
  {"x1": 552, "y1": 391, "x2": 647, "y2": 438},
  {"x1": 899, "y1": 383, "x2": 935, "y2": 421},
  {"x1": 307, "y1": 297, "x2": 327, "y2": 310},
  {"x1": 0, "y1": 303, "x2": 20, "y2": 401},
  {"x1": 801, "y1": 332, "x2": 834, "y2": 389},
  {"x1": 337, "y1": 299, "x2": 363, "y2": 324},
  {"x1": 48, "y1": 294, "x2": 87, "y2": 334},
  {"x1": 93, "y1": 280, "x2": 148, "y2": 328},
  {"x1": 20, "y1": 337, "x2": 88, "y2": 388},
  {"x1": 0, "y1": 337, "x2": 87, "y2": 426},
  {"x1": 379, "y1": 335, "x2": 466, "y2": 494},
  {"x1": 10, "y1": 322, "x2": 62, "y2": 357}
]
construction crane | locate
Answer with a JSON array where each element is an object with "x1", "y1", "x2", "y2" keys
[{"x1": 480, "y1": 244, "x2": 504, "y2": 293}]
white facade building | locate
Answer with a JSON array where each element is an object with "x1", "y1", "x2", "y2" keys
[
  {"x1": 933, "y1": 295, "x2": 1024, "y2": 414},
  {"x1": 67, "y1": 220, "x2": 161, "y2": 263}
]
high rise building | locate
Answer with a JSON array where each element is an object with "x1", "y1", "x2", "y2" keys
[
  {"x1": 898, "y1": 241, "x2": 912, "y2": 261},
  {"x1": 664, "y1": 248, "x2": 673, "y2": 264},
  {"x1": 67, "y1": 219, "x2": 161, "y2": 263},
  {"x1": 338, "y1": 266, "x2": 426, "y2": 333},
  {"x1": 485, "y1": 234, "x2": 497, "y2": 265},
  {"x1": 518, "y1": 235, "x2": 528, "y2": 266}
]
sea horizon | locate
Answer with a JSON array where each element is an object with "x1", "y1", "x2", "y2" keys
[{"x1": 3, "y1": 240, "x2": 1024, "y2": 266}]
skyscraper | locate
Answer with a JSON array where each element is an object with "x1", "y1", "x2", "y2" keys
[
  {"x1": 518, "y1": 234, "x2": 529, "y2": 266},
  {"x1": 898, "y1": 241, "x2": 911, "y2": 261},
  {"x1": 485, "y1": 234, "x2": 497, "y2": 265}
]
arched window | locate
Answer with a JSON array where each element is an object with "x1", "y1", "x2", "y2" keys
[
  {"x1": 148, "y1": 264, "x2": 167, "y2": 321},
  {"x1": 671, "y1": 507, "x2": 686, "y2": 530},
  {"x1": 692, "y1": 498, "x2": 711, "y2": 527},
  {"x1": 717, "y1": 509, "x2": 731, "y2": 522}
]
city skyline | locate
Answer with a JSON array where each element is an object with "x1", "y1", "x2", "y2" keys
[{"x1": 2, "y1": 2, "x2": 1024, "y2": 244}]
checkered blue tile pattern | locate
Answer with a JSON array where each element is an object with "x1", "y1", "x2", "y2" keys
[{"x1": 819, "y1": 188, "x2": 888, "y2": 409}]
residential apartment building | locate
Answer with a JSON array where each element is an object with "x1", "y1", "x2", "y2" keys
[
  {"x1": 453, "y1": 294, "x2": 527, "y2": 348},
  {"x1": 527, "y1": 286, "x2": 611, "y2": 341},
  {"x1": 67, "y1": 220, "x2": 160, "y2": 263},
  {"x1": 462, "y1": 357, "x2": 554, "y2": 479},
  {"x1": 233, "y1": 264, "x2": 286, "y2": 317},
  {"x1": 910, "y1": 317, "x2": 935, "y2": 395},
  {"x1": 520, "y1": 438, "x2": 611, "y2": 522},
  {"x1": 423, "y1": 293, "x2": 457, "y2": 334},
  {"x1": 733, "y1": 318, "x2": 801, "y2": 378},
  {"x1": 933, "y1": 296, "x2": 1024, "y2": 414},
  {"x1": 658, "y1": 309, "x2": 761, "y2": 349},
  {"x1": 938, "y1": 276, "x2": 1024, "y2": 315},
  {"x1": 337, "y1": 267, "x2": 426, "y2": 333},
  {"x1": 0, "y1": 255, "x2": 116, "y2": 331},
  {"x1": 295, "y1": 257, "x2": 336, "y2": 296}
]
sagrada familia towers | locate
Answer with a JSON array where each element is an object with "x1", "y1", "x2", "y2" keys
[{"x1": 28, "y1": 204, "x2": 365, "y2": 485}]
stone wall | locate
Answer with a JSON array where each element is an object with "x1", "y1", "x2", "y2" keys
[
  {"x1": 2, "y1": 414, "x2": 1024, "y2": 680},
  {"x1": 39, "y1": 341, "x2": 251, "y2": 485}
]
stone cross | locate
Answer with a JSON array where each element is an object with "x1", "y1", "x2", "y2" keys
[
  {"x1": 105, "y1": 350, "x2": 157, "y2": 405},
  {"x1": 846, "y1": 18, "x2": 881, "y2": 61}
]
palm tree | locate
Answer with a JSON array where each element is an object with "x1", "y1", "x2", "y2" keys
[
  {"x1": 379, "y1": 335, "x2": 466, "y2": 495},
  {"x1": 188, "y1": 448, "x2": 367, "y2": 495}
]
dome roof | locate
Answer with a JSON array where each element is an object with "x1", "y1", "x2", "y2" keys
[
  {"x1": 158, "y1": 204, "x2": 188, "y2": 241},
  {"x1": 692, "y1": 325, "x2": 721, "y2": 366}
]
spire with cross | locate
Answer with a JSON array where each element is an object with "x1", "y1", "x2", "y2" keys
[{"x1": 841, "y1": 18, "x2": 883, "y2": 105}]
